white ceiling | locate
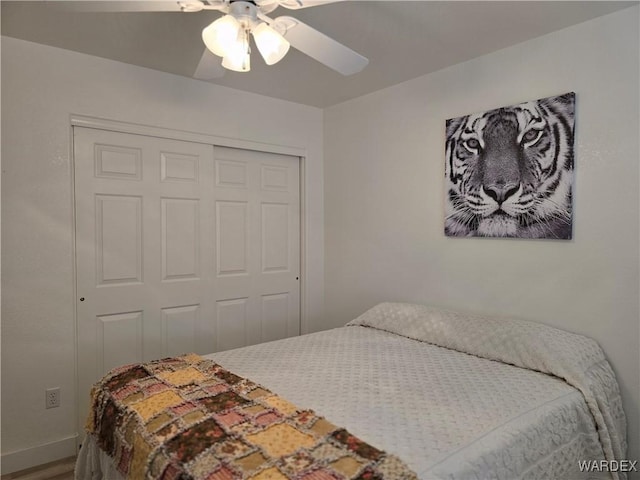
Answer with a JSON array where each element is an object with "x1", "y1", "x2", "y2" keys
[{"x1": 2, "y1": 1, "x2": 636, "y2": 107}]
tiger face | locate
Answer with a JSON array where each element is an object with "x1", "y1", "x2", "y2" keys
[{"x1": 445, "y1": 92, "x2": 575, "y2": 239}]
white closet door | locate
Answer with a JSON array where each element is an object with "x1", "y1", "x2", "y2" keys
[
  {"x1": 74, "y1": 127, "x2": 300, "y2": 431},
  {"x1": 212, "y1": 146, "x2": 300, "y2": 350}
]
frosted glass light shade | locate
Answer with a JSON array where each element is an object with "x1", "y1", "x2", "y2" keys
[
  {"x1": 252, "y1": 22, "x2": 290, "y2": 65},
  {"x1": 202, "y1": 15, "x2": 241, "y2": 57},
  {"x1": 222, "y1": 33, "x2": 251, "y2": 72},
  {"x1": 222, "y1": 52, "x2": 251, "y2": 72}
]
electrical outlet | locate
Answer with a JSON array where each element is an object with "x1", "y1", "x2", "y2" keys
[{"x1": 45, "y1": 387, "x2": 60, "y2": 409}]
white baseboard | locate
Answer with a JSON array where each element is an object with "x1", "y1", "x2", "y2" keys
[{"x1": 0, "y1": 435, "x2": 78, "y2": 475}]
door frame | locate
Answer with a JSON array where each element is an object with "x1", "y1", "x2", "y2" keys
[{"x1": 70, "y1": 114, "x2": 308, "y2": 439}]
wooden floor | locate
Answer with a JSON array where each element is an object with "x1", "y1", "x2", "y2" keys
[{"x1": 1, "y1": 457, "x2": 75, "y2": 480}]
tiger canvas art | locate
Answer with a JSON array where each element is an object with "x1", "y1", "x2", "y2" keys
[{"x1": 445, "y1": 92, "x2": 575, "y2": 239}]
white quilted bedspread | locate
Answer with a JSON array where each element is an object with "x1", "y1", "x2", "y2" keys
[
  {"x1": 347, "y1": 302, "x2": 627, "y2": 479},
  {"x1": 76, "y1": 303, "x2": 626, "y2": 480},
  {"x1": 206, "y1": 305, "x2": 624, "y2": 479}
]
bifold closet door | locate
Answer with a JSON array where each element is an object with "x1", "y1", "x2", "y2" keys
[{"x1": 74, "y1": 127, "x2": 300, "y2": 430}]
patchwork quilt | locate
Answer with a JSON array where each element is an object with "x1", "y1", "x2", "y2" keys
[{"x1": 86, "y1": 353, "x2": 417, "y2": 480}]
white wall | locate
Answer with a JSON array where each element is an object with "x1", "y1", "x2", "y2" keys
[
  {"x1": 325, "y1": 5, "x2": 640, "y2": 467},
  {"x1": 0, "y1": 36, "x2": 324, "y2": 473}
]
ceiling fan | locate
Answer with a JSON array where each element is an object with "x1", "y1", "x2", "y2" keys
[{"x1": 69, "y1": 0, "x2": 369, "y2": 79}]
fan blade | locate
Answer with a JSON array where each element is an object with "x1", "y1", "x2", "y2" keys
[
  {"x1": 274, "y1": 16, "x2": 368, "y2": 75},
  {"x1": 277, "y1": 0, "x2": 343, "y2": 10},
  {"x1": 53, "y1": 1, "x2": 229, "y2": 12},
  {"x1": 194, "y1": 49, "x2": 226, "y2": 79},
  {"x1": 53, "y1": 1, "x2": 185, "y2": 12}
]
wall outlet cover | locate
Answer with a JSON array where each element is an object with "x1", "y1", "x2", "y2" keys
[{"x1": 45, "y1": 388, "x2": 60, "y2": 409}]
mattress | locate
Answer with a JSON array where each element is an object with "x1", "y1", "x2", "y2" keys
[{"x1": 76, "y1": 303, "x2": 625, "y2": 480}]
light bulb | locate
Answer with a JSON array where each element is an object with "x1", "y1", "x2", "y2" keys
[
  {"x1": 222, "y1": 51, "x2": 251, "y2": 72},
  {"x1": 222, "y1": 29, "x2": 251, "y2": 72},
  {"x1": 252, "y1": 22, "x2": 290, "y2": 65},
  {"x1": 202, "y1": 15, "x2": 241, "y2": 58}
]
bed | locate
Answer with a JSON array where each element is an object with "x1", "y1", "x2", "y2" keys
[{"x1": 75, "y1": 302, "x2": 628, "y2": 480}]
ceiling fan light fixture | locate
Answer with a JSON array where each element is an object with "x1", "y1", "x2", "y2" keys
[
  {"x1": 202, "y1": 14, "x2": 241, "y2": 57},
  {"x1": 252, "y1": 22, "x2": 290, "y2": 65}
]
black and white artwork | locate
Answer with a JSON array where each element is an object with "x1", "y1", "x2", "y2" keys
[{"x1": 444, "y1": 92, "x2": 575, "y2": 239}]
